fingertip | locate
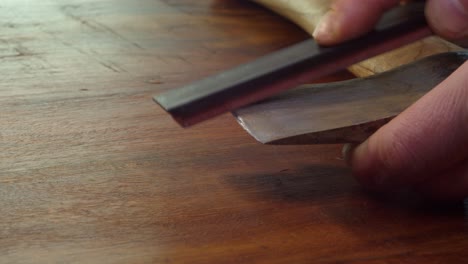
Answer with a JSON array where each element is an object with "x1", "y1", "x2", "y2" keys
[
  {"x1": 312, "y1": 10, "x2": 340, "y2": 45},
  {"x1": 313, "y1": 0, "x2": 400, "y2": 45},
  {"x1": 426, "y1": 0, "x2": 468, "y2": 40},
  {"x1": 348, "y1": 138, "x2": 386, "y2": 189}
]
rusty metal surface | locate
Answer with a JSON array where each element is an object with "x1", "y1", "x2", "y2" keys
[
  {"x1": 233, "y1": 51, "x2": 468, "y2": 144},
  {"x1": 153, "y1": 2, "x2": 430, "y2": 127}
]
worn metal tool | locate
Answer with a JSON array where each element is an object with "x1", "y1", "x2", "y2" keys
[
  {"x1": 153, "y1": 2, "x2": 430, "y2": 127},
  {"x1": 153, "y1": 2, "x2": 467, "y2": 145},
  {"x1": 233, "y1": 51, "x2": 468, "y2": 144}
]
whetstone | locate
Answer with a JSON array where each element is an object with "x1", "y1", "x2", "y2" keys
[{"x1": 253, "y1": 0, "x2": 462, "y2": 76}]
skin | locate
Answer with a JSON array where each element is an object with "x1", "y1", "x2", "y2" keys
[{"x1": 313, "y1": 0, "x2": 468, "y2": 200}]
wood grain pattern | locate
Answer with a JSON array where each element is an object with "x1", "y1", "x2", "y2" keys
[
  {"x1": 349, "y1": 36, "x2": 462, "y2": 77},
  {"x1": 0, "y1": 1, "x2": 467, "y2": 263}
]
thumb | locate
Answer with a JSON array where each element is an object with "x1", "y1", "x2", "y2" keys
[
  {"x1": 426, "y1": 0, "x2": 468, "y2": 41},
  {"x1": 313, "y1": 0, "x2": 400, "y2": 45},
  {"x1": 348, "y1": 61, "x2": 468, "y2": 191}
]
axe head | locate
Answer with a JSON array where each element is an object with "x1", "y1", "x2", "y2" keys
[{"x1": 232, "y1": 51, "x2": 468, "y2": 144}]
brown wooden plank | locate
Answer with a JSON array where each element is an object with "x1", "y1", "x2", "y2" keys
[{"x1": 0, "y1": 1, "x2": 467, "y2": 263}]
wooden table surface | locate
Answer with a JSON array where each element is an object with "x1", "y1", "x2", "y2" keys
[{"x1": 1, "y1": 0, "x2": 467, "y2": 263}]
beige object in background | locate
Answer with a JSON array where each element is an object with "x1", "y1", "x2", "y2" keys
[
  {"x1": 252, "y1": 0, "x2": 329, "y2": 36},
  {"x1": 252, "y1": 0, "x2": 461, "y2": 77}
]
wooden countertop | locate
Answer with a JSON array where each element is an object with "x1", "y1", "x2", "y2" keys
[{"x1": 1, "y1": 0, "x2": 467, "y2": 263}]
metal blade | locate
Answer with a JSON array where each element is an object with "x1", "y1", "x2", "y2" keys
[
  {"x1": 153, "y1": 2, "x2": 430, "y2": 127},
  {"x1": 233, "y1": 51, "x2": 468, "y2": 144}
]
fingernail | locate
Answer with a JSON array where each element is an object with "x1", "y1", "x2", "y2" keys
[
  {"x1": 341, "y1": 143, "x2": 356, "y2": 166},
  {"x1": 312, "y1": 11, "x2": 337, "y2": 43}
]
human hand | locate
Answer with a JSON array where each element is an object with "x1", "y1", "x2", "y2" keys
[
  {"x1": 312, "y1": 0, "x2": 468, "y2": 45},
  {"x1": 314, "y1": 0, "x2": 468, "y2": 200}
]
